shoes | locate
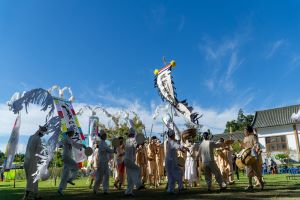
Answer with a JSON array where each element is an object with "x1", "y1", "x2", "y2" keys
[
  {"x1": 34, "y1": 195, "x2": 43, "y2": 200},
  {"x1": 125, "y1": 193, "x2": 135, "y2": 196},
  {"x1": 93, "y1": 190, "x2": 97, "y2": 194},
  {"x1": 103, "y1": 192, "x2": 109, "y2": 195},
  {"x1": 220, "y1": 186, "x2": 227, "y2": 192},
  {"x1": 178, "y1": 188, "x2": 188, "y2": 194},
  {"x1": 114, "y1": 183, "x2": 118, "y2": 189},
  {"x1": 58, "y1": 190, "x2": 64, "y2": 196},
  {"x1": 167, "y1": 191, "x2": 175, "y2": 195},
  {"x1": 245, "y1": 185, "x2": 254, "y2": 192},
  {"x1": 207, "y1": 188, "x2": 212, "y2": 192},
  {"x1": 228, "y1": 181, "x2": 235, "y2": 185},
  {"x1": 137, "y1": 185, "x2": 146, "y2": 190},
  {"x1": 67, "y1": 181, "x2": 75, "y2": 185}
]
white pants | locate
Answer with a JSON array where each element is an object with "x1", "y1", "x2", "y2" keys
[
  {"x1": 124, "y1": 159, "x2": 142, "y2": 194},
  {"x1": 165, "y1": 159, "x2": 183, "y2": 193},
  {"x1": 93, "y1": 161, "x2": 109, "y2": 193},
  {"x1": 24, "y1": 160, "x2": 38, "y2": 193},
  {"x1": 59, "y1": 157, "x2": 78, "y2": 191},
  {"x1": 203, "y1": 161, "x2": 224, "y2": 189},
  {"x1": 184, "y1": 157, "x2": 198, "y2": 184}
]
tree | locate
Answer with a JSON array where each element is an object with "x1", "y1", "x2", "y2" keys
[
  {"x1": 0, "y1": 150, "x2": 5, "y2": 165},
  {"x1": 14, "y1": 153, "x2": 25, "y2": 163},
  {"x1": 224, "y1": 109, "x2": 254, "y2": 133}
]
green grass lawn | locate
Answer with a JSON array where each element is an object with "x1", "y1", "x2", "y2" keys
[{"x1": 1, "y1": 174, "x2": 300, "y2": 200}]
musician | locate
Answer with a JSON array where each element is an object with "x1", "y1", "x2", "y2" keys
[
  {"x1": 23, "y1": 125, "x2": 48, "y2": 200},
  {"x1": 114, "y1": 136, "x2": 125, "y2": 189},
  {"x1": 165, "y1": 130, "x2": 188, "y2": 194},
  {"x1": 239, "y1": 126, "x2": 264, "y2": 191},
  {"x1": 156, "y1": 139, "x2": 165, "y2": 184},
  {"x1": 124, "y1": 128, "x2": 145, "y2": 196},
  {"x1": 198, "y1": 132, "x2": 227, "y2": 192},
  {"x1": 93, "y1": 130, "x2": 115, "y2": 194},
  {"x1": 216, "y1": 138, "x2": 235, "y2": 185},
  {"x1": 147, "y1": 136, "x2": 158, "y2": 187},
  {"x1": 136, "y1": 143, "x2": 148, "y2": 184},
  {"x1": 58, "y1": 127, "x2": 84, "y2": 196}
]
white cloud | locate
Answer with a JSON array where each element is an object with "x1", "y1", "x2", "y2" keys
[
  {"x1": 199, "y1": 37, "x2": 244, "y2": 92},
  {"x1": 266, "y1": 39, "x2": 286, "y2": 59},
  {"x1": 0, "y1": 95, "x2": 240, "y2": 152},
  {"x1": 193, "y1": 105, "x2": 239, "y2": 133}
]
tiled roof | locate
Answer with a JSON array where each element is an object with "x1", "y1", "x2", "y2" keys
[{"x1": 252, "y1": 104, "x2": 300, "y2": 128}]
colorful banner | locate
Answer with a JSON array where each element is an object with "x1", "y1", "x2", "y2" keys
[
  {"x1": 3, "y1": 115, "x2": 21, "y2": 171},
  {"x1": 53, "y1": 97, "x2": 86, "y2": 163}
]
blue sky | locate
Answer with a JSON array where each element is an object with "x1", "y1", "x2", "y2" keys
[{"x1": 1, "y1": 1, "x2": 300, "y2": 152}]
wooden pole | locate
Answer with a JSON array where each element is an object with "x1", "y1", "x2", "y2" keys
[{"x1": 292, "y1": 124, "x2": 300, "y2": 161}]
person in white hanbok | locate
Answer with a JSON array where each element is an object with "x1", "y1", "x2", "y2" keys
[
  {"x1": 23, "y1": 125, "x2": 48, "y2": 200},
  {"x1": 184, "y1": 141, "x2": 199, "y2": 187},
  {"x1": 165, "y1": 130, "x2": 188, "y2": 194},
  {"x1": 58, "y1": 127, "x2": 84, "y2": 196},
  {"x1": 124, "y1": 128, "x2": 145, "y2": 196},
  {"x1": 93, "y1": 130, "x2": 115, "y2": 194},
  {"x1": 198, "y1": 132, "x2": 227, "y2": 192}
]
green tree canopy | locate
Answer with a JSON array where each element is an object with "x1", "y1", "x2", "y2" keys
[{"x1": 224, "y1": 109, "x2": 254, "y2": 133}]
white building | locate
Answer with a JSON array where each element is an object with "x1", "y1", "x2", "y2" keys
[{"x1": 252, "y1": 104, "x2": 300, "y2": 162}]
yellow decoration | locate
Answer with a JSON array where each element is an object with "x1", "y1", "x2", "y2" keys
[
  {"x1": 170, "y1": 60, "x2": 176, "y2": 67},
  {"x1": 154, "y1": 69, "x2": 159, "y2": 75}
]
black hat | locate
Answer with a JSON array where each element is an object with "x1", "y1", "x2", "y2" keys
[
  {"x1": 202, "y1": 132, "x2": 209, "y2": 139},
  {"x1": 151, "y1": 136, "x2": 157, "y2": 140},
  {"x1": 245, "y1": 125, "x2": 253, "y2": 133}
]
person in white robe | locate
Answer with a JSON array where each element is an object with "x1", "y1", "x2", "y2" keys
[
  {"x1": 58, "y1": 127, "x2": 84, "y2": 196},
  {"x1": 124, "y1": 128, "x2": 145, "y2": 196},
  {"x1": 198, "y1": 132, "x2": 227, "y2": 192},
  {"x1": 184, "y1": 141, "x2": 199, "y2": 187},
  {"x1": 165, "y1": 130, "x2": 188, "y2": 194},
  {"x1": 93, "y1": 130, "x2": 115, "y2": 194},
  {"x1": 23, "y1": 125, "x2": 48, "y2": 200}
]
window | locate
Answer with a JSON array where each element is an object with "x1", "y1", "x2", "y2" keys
[{"x1": 265, "y1": 135, "x2": 288, "y2": 152}]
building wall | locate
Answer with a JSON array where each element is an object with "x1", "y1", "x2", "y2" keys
[{"x1": 257, "y1": 124, "x2": 300, "y2": 162}]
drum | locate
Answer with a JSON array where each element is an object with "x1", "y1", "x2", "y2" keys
[
  {"x1": 237, "y1": 148, "x2": 256, "y2": 166},
  {"x1": 112, "y1": 138, "x2": 121, "y2": 148},
  {"x1": 182, "y1": 128, "x2": 197, "y2": 142},
  {"x1": 85, "y1": 147, "x2": 93, "y2": 157},
  {"x1": 177, "y1": 156, "x2": 185, "y2": 167},
  {"x1": 235, "y1": 159, "x2": 245, "y2": 170},
  {"x1": 136, "y1": 134, "x2": 145, "y2": 145}
]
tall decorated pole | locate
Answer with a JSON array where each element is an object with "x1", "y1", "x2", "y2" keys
[{"x1": 153, "y1": 58, "x2": 201, "y2": 139}]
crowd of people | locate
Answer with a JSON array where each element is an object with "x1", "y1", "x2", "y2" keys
[{"x1": 22, "y1": 125, "x2": 265, "y2": 200}]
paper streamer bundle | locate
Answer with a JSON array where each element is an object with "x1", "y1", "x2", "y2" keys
[
  {"x1": 9, "y1": 88, "x2": 55, "y2": 122},
  {"x1": 154, "y1": 60, "x2": 200, "y2": 125},
  {"x1": 32, "y1": 116, "x2": 61, "y2": 182},
  {"x1": 3, "y1": 115, "x2": 21, "y2": 171}
]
